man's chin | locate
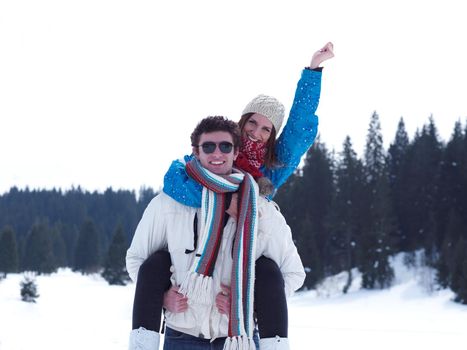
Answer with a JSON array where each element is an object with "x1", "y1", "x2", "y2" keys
[{"x1": 207, "y1": 167, "x2": 231, "y2": 176}]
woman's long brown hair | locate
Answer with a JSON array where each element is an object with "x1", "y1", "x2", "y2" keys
[{"x1": 238, "y1": 113, "x2": 279, "y2": 169}]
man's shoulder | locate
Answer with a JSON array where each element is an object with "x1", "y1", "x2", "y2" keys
[
  {"x1": 258, "y1": 196, "x2": 283, "y2": 217},
  {"x1": 147, "y1": 192, "x2": 194, "y2": 213},
  {"x1": 257, "y1": 197, "x2": 289, "y2": 238}
]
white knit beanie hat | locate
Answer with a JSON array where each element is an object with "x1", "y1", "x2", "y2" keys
[{"x1": 241, "y1": 94, "x2": 285, "y2": 133}]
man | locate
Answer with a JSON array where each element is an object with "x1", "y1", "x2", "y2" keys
[{"x1": 126, "y1": 116, "x2": 305, "y2": 350}]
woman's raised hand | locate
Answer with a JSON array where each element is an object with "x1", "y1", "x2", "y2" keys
[{"x1": 309, "y1": 42, "x2": 335, "y2": 69}]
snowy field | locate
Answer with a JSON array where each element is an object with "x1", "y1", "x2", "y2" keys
[{"x1": 1, "y1": 255, "x2": 466, "y2": 350}]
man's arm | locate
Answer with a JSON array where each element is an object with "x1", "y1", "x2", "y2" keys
[
  {"x1": 258, "y1": 201, "x2": 306, "y2": 297},
  {"x1": 126, "y1": 195, "x2": 168, "y2": 282}
]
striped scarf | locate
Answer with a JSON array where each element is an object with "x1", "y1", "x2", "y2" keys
[{"x1": 181, "y1": 158, "x2": 257, "y2": 350}]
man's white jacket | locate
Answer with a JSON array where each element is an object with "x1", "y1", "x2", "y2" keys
[{"x1": 126, "y1": 192, "x2": 305, "y2": 340}]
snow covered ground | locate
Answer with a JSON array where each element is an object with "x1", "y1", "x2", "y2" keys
[{"x1": 1, "y1": 255, "x2": 466, "y2": 350}]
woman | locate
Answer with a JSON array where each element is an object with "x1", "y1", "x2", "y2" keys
[
  {"x1": 130, "y1": 42, "x2": 334, "y2": 349},
  {"x1": 164, "y1": 42, "x2": 334, "y2": 204}
]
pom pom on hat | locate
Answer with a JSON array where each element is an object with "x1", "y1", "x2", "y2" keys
[{"x1": 241, "y1": 95, "x2": 285, "y2": 132}]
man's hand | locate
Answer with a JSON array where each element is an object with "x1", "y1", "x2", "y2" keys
[
  {"x1": 310, "y1": 42, "x2": 335, "y2": 69},
  {"x1": 163, "y1": 286, "x2": 188, "y2": 313},
  {"x1": 215, "y1": 284, "x2": 231, "y2": 315}
]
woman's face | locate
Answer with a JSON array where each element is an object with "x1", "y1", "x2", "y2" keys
[{"x1": 242, "y1": 113, "x2": 274, "y2": 144}]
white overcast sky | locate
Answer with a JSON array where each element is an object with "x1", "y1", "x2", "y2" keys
[{"x1": 1, "y1": 0, "x2": 466, "y2": 195}]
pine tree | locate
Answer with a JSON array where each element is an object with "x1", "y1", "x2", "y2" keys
[
  {"x1": 329, "y1": 136, "x2": 365, "y2": 293},
  {"x1": 364, "y1": 112, "x2": 386, "y2": 181},
  {"x1": 436, "y1": 209, "x2": 463, "y2": 288},
  {"x1": 51, "y1": 226, "x2": 67, "y2": 268},
  {"x1": 461, "y1": 122, "x2": 467, "y2": 222},
  {"x1": 73, "y1": 219, "x2": 101, "y2": 274},
  {"x1": 403, "y1": 118, "x2": 442, "y2": 258},
  {"x1": 0, "y1": 226, "x2": 19, "y2": 278},
  {"x1": 101, "y1": 224, "x2": 130, "y2": 285},
  {"x1": 387, "y1": 118, "x2": 411, "y2": 252},
  {"x1": 360, "y1": 112, "x2": 395, "y2": 289},
  {"x1": 55, "y1": 222, "x2": 79, "y2": 267},
  {"x1": 22, "y1": 221, "x2": 57, "y2": 274},
  {"x1": 297, "y1": 217, "x2": 323, "y2": 289},
  {"x1": 275, "y1": 139, "x2": 334, "y2": 288},
  {"x1": 274, "y1": 172, "x2": 301, "y2": 232},
  {"x1": 296, "y1": 141, "x2": 334, "y2": 287},
  {"x1": 436, "y1": 121, "x2": 465, "y2": 250},
  {"x1": 20, "y1": 273, "x2": 40, "y2": 303},
  {"x1": 451, "y1": 237, "x2": 467, "y2": 304}
]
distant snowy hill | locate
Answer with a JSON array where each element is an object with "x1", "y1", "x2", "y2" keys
[{"x1": 1, "y1": 253, "x2": 466, "y2": 350}]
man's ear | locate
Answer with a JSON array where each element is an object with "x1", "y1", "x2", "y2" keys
[
  {"x1": 193, "y1": 146, "x2": 199, "y2": 159},
  {"x1": 233, "y1": 148, "x2": 239, "y2": 161}
]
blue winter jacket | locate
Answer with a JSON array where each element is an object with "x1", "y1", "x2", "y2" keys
[{"x1": 163, "y1": 68, "x2": 322, "y2": 207}]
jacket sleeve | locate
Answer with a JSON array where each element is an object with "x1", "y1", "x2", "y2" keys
[
  {"x1": 126, "y1": 195, "x2": 169, "y2": 282},
  {"x1": 258, "y1": 201, "x2": 306, "y2": 297},
  {"x1": 262, "y1": 68, "x2": 322, "y2": 194},
  {"x1": 162, "y1": 155, "x2": 202, "y2": 208}
]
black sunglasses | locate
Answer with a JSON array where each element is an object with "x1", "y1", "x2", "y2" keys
[{"x1": 197, "y1": 141, "x2": 234, "y2": 154}]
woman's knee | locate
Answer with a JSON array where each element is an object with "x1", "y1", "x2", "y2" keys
[
  {"x1": 138, "y1": 250, "x2": 171, "y2": 280},
  {"x1": 255, "y1": 256, "x2": 284, "y2": 287}
]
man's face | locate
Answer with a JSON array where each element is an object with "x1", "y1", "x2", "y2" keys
[{"x1": 194, "y1": 131, "x2": 238, "y2": 175}]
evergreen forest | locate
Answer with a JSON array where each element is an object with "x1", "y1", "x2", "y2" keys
[{"x1": 1, "y1": 113, "x2": 466, "y2": 304}]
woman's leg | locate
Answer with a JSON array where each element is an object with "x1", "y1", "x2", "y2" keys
[
  {"x1": 254, "y1": 256, "x2": 288, "y2": 338},
  {"x1": 132, "y1": 250, "x2": 172, "y2": 331}
]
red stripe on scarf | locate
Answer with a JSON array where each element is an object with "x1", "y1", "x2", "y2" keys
[{"x1": 203, "y1": 195, "x2": 225, "y2": 276}]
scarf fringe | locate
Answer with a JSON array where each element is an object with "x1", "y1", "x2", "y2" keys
[
  {"x1": 179, "y1": 272, "x2": 213, "y2": 305},
  {"x1": 223, "y1": 336, "x2": 256, "y2": 350}
]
